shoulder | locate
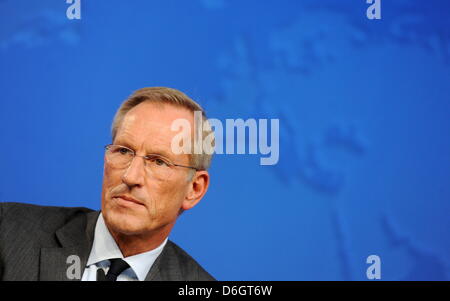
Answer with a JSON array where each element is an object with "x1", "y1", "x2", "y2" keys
[
  {"x1": 0, "y1": 202, "x2": 94, "y2": 234},
  {"x1": 161, "y1": 240, "x2": 216, "y2": 281}
]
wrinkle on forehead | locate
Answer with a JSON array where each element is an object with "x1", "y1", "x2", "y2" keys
[{"x1": 114, "y1": 102, "x2": 194, "y2": 161}]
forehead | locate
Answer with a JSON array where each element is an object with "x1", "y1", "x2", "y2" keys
[{"x1": 115, "y1": 102, "x2": 194, "y2": 153}]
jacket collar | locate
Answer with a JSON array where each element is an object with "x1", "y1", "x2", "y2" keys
[
  {"x1": 39, "y1": 210, "x2": 99, "y2": 281},
  {"x1": 144, "y1": 240, "x2": 181, "y2": 281}
]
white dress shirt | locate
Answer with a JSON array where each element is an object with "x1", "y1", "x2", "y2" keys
[{"x1": 81, "y1": 213, "x2": 168, "y2": 281}]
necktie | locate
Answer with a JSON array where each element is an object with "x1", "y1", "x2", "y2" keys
[{"x1": 97, "y1": 258, "x2": 130, "y2": 281}]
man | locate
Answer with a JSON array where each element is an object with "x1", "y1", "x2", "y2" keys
[{"x1": 0, "y1": 87, "x2": 215, "y2": 281}]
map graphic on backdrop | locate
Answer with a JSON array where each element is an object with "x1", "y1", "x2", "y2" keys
[{"x1": 1, "y1": 0, "x2": 449, "y2": 280}]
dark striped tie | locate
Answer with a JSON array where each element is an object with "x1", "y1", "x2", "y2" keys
[{"x1": 97, "y1": 258, "x2": 130, "y2": 281}]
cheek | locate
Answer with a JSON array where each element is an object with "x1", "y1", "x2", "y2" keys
[
  {"x1": 148, "y1": 178, "x2": 188, "y2": 214},
  {"x1": 105, "y1": 164, "x2": 123, "y2": 184},
  {"x1": 102, "y1": 166, "x2": 122, "y2": 198}
]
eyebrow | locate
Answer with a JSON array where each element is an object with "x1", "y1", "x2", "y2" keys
[
  {"x1": 145, "y1": 150, "x2": 174, "y2": 160},
  {"x1": 114, "y1": 139, "x2": 177, "y2": 161}
]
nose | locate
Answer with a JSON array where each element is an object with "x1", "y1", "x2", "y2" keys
[{"x1": 121, "y1": 156, "x2": 145, "y2": 187}]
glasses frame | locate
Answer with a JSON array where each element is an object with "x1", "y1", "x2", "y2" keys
[{"x1": 104, "y1": 144, "x2": 200, "y2": 172}]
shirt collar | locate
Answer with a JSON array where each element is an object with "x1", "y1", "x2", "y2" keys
[{"x1": 87, "y1": 213, "x2": 168, "y2": 281}]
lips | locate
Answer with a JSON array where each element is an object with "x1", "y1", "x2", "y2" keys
[{"x1": 113, "y1": 195, "x2": 144, "y2": 206}]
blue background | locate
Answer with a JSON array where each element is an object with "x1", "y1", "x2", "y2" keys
[{"x1": 1, "y1": 0, "x2": 449, "y2": 280}]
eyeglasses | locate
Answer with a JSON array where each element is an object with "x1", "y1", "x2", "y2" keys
[{"x1": 104, "y1": 144, "x2": 199, "y2": 181}]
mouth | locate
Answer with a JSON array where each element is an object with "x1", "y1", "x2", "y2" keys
[{"x1": 113, "y1": 195, "x2": 145, "y2": 207}]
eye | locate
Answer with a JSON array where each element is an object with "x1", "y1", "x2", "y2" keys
[
  {"x1": 114, "y1": 146, "x2": 132, "y2": 155},
  {"x1": 147, "y1": 155, "x2": 170, "y2": 167},
  {"x1": 155, "y1": 158, "x2": 167, "y2": 166}
]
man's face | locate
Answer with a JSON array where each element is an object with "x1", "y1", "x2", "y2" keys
[{"x1": 101, "y1": 102, "x2": 195, "y2": 237}]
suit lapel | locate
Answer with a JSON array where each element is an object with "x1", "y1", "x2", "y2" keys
[
  {"x1": 39, "y1": 211, "x2": 99, "y2": 281},
  {"x1": 144, "y1": 241, "x2": 181, "y2": 281},
  {"x1": 144, "y1": 251, "x2": 163, "y2": 281},
  {"x1": 39, "y1": 247, "x2": 87, "y2": 281}
]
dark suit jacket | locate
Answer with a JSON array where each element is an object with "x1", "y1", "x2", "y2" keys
[{"x1": 0, "y1": 202, "x2": 215, "y2": 281}]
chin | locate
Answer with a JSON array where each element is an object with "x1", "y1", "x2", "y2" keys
[{"x1": 104, "y1": 206, "x2": 150, "y2": 235}]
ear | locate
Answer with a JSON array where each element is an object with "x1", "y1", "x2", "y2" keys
[{"x1": 182, "y1": 170, "x2": 210, "y2": 211}]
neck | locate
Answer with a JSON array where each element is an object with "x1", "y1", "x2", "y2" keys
[{"x1": 109, "y1": 224, "x2": 173, "y2": 257}]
